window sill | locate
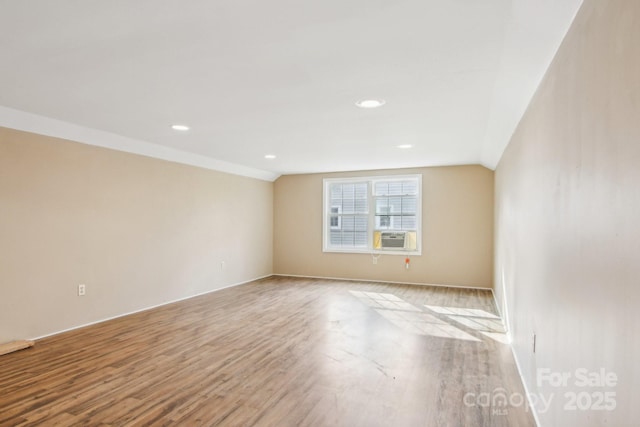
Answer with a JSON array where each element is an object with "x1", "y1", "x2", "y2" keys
[{"x1": 323, "y1": 248, "x2": 422, "y2": 256}]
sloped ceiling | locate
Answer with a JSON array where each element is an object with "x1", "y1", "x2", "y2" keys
[{"x1": 0, "y1": 0, "x2": 583, "y2": 181}]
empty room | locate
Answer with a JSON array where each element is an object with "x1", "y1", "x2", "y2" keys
[{"x1": 0, "y1": 0, "x2": 637, "y2": 426}]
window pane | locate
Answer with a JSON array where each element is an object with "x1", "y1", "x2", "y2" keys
[
  {"x1": 330, "y1": 231, "x2": 342, "y2": 245},
  {"x1": 374, "y1": 182, "x2": 388, "y2": 196},
  {"x1": 402, "y1": 215, "x2": 417, "y2": 230},
  {"x1": 354, "y1": 216, "x2": 367, "y2": 231},
  {"x1": 389, "y1": 196, "x2": 402, "y2": 213},
  {"x1": 375, "y1": 198, "x2": 389, "y2": 215},
  {"x1": 402, "y1": 197, "x2": 417, "y2": 214},
  {"x1": 355, "y1": 183, "x2": 367, "y2": 213},
  {"x1": 375, "y1": 215, "x2": 391, "y2": 229},
  {"x1": 388, "y1": 181, "x2": 403, "y2": 196},
  {"x1": 355, "y1": 183, "x2": 368, "y2": 199},
  {"x1": 341, "y1": 216, "x2": 355, "y2": 231},
  {"x1": 342, "y1": 197, "x2": 355, "y2": 214},
  {"x1": 374, "y1": 179, "x2": 418, "y2": 196},
  {"x1": 402, "y1": 180, "x2": 418, "y2": 195},
  {"x1": 387, "y1": 215, "x2": 402, "y2": 230},
  {"x1": 342, "y1": 231, "x2": 354, "y2": 246},
  {"x1": 330, "y1": 184, "x2": 340, "y2": 198},
  {"x1": 342, "y1": 183, "x2": 355, "y2": 197}
]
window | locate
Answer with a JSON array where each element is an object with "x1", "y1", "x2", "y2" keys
[
  {"x1": 323, "y1": 175, "x2": 421, "y2": 254},
  {"x1": 326, "y1": 181, "x2": 368, "y2": 249},
  {"x1": 373, "y1": 180, "x2": 418, "y2": 231}
]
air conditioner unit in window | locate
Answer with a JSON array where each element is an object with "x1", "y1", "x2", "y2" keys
[{"x1": 380, "y1": 231, "x2": 406, "y2": 250}]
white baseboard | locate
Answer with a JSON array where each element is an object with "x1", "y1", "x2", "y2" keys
[
  {"x1": 510, "y1": 343, "x2": 542, "y2": 427},
  {"x1": 31, "y1": 274, "x2": 272, "y2": 341},
  {"x1": 273, "y1": 273, "x2": 493, "y2": 291}
]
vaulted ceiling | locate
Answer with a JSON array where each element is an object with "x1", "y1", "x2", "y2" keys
[{"x1": 0, "y1": 0, "x2": 583, "y2": 181}]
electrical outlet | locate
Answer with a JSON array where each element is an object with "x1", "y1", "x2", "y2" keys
[
  {"x1": 220, "y1": 261, "x2": 226, "y2": 271},
  {"x1": 373, "y1": 257, "x2": 378, "y2": 265},
  {"x1": 78, "y1": 284, "x2": 86, "y2": 296}
]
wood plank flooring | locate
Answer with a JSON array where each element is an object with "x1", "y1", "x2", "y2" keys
[{"x1": 0, "y1": 276, "x2": 535, "y2": 426}]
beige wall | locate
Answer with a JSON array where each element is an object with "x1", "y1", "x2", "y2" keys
[
  {"x1": 0, "y1": 127, "x2": 273, "y2": 343},
  {"x1": 495, "y1": 0, "x2": 639, "y2": 424},
  {"x1": 274, "y1": 165, "x2": 494, "y2": 288}
]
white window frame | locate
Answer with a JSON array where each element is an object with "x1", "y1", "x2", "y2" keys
[{"x1": 322, "y1": 174, "x2": 422, "y2": 255}]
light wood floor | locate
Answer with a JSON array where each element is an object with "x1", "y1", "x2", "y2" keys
[{"x1": 0, "y1": 276, "x2": 535, "y2": 426}]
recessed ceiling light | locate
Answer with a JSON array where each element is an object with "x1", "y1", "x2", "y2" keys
[
  {"x1": 171, "y1": 124, "x2": 190, "y2": 131},
  {"x1": 264, "y1": 154, "x2": 276, "y2": 159},
  {"x1": 397, "y1": 144, "x2": 413, "y2": 149},
  {"x1": 355, "y1": 99, "x2": 386, "y2": 109}
]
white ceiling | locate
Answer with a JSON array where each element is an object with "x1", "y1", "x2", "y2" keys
[{"x1": 0, "y1": 0, "x2": 583, "y2": 181}]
